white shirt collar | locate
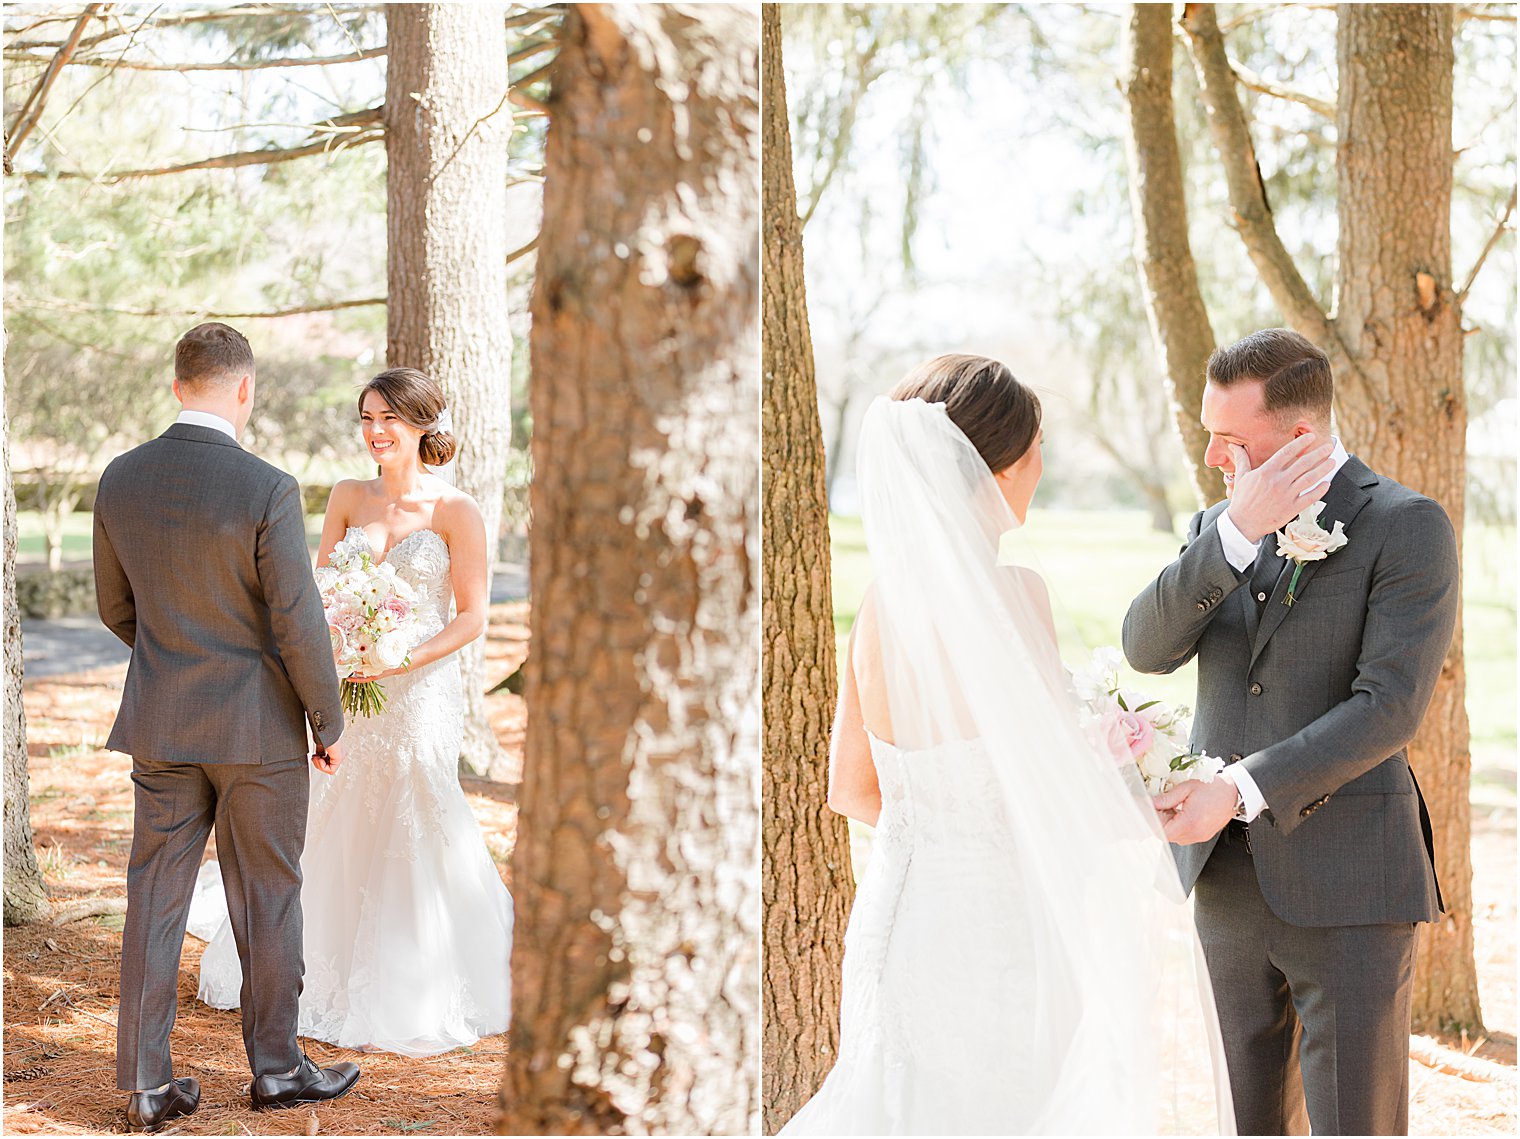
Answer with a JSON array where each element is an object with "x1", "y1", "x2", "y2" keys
[
  {"x1": 1326, "y1": 435, "x2": 1350, "y2": 484},
  {"x1": 175, "y1": 409, "x2": 238, "y2": 441}
]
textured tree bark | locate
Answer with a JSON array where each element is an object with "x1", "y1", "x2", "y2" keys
[
  {"x1": 497, "y1": 6, "x2": 759, "y2": 1133},
  {"x1": 760, "y1": 6, "x2": 856, "y2": 1132},
  {"x1": 1121, "y1": 4, "x2": 1224, "y2": 509},
  {"x1": 1181, "y1": 2, "x2": 1479, "y2": 1032},
  {"x1": 1333, "y1": 3, "x2": 1478, "y2": 1034},
  {"x1": 4, "y1": 389, "x2": 51, "y2": 926},
  {"x1": 385, "y1": 2, "x2": 513, "y2": 777}
]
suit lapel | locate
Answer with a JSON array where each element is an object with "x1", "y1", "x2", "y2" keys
[{"x1": 1249, "y1": 456, "x2": 1377, "y2": 669}]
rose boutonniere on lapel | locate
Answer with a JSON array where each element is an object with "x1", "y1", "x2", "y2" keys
[{"x1": 1276, "y1": 502, "x2": 1349, "y2": 606}]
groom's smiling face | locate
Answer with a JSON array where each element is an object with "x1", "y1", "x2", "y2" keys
[{"x1": 1200, "y1": 379, "x2": 1304, "y2": 496}]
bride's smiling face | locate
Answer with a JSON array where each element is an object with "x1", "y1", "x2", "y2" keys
[
  {"x1": 994, "y1": 429, "x2": 1044, "y2": 523},
  {"x1": 360, "y1": 391, "x2": 424, "y2": 466}
]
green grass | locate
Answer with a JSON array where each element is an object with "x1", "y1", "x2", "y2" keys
[
  {"x1": 831, "y1": 509, "x2": 1517, "y2": 768},
  {"x1": 17, "y1": 509, "x2": 328, "y2": 561}
]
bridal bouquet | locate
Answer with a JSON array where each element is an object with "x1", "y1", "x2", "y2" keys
[
  {"x1": 1072, "y1": 647, "x2": 1224, "y2": 796},
  {"x1": 316, "y1": 535, "x2": 420, "y2": 718}
]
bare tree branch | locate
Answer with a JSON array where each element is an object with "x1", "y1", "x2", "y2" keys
[
  {"x1": 1457, "y1": 185, "x2": 1517, "y2": 304},
  {"x1": 27, "y1": 105, "x2": 384, "y2": 181},
  {"x1": 505, "y1": 234, "x2": 539, "y2": 266},
  {"x1": 5, "y1": 5, "x2": 340, "y2": 52},
  {"x1": 1231, "y1": 59, "x2": 1335, "y2": 118},
  {"x1": 1180, "y1": 3, "x2": 1336, "y2": 346},
  {"x1": 4, "y1": 4, "x2": 102, "y2": 168},
  {"x1": 16, "y1": 295, "x2": 386, "y2": 319},
  {"x1": 5, "y1": 44, "x2": 387, "y2": 71},
  {"x1": 509, "y1": 61, "x2": 552, "y2": 114}
]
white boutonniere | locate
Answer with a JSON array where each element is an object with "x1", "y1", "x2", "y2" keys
[{"x1": 1275, "y1": 502, "x2": 1349, "y2": 606}]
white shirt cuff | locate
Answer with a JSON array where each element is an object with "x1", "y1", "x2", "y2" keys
[
  {"x1": 1219, "y1": 764, "x2": 1267, "y2": 822},
  {"x1": 1216, "y1": 508, "x2": 1262, "y2": 573}
]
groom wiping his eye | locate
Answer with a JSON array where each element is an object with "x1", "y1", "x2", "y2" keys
[{"x1": 1123, "y1": 327, "x2": 1454, "y2": 1137}]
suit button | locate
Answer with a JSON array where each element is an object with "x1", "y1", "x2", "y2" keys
[
  {"x1": 1196, "y1": 600, "x2": 1209, "y2": 611},
  {"x1": 1256, "y1": 591, "x2": 1267, "y2": 602},
  {"x1": 1210, "y1": 588, "x2": 1223, "y2": 602},
  {"x1": 1300, "y1": 806, "x2": 1313, "y2": 818},
  {"x1": 1229, "y1": 753, "x2": 1243, "y2": 764},
  {"x1": 1249, "y1": 683, "x2": 1263, "y2": 696}
]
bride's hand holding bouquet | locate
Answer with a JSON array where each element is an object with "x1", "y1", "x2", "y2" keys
[{"x1": 316, "y1": 534, "x2": 421, "y2": 717}]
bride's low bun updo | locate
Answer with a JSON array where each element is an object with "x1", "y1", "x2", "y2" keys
[
  {"x1": 418, "y1": 429, "x2": 456, "y2": 468},
  {"x1": 358, "y1": 367, "x2": 456, "y2": 467},
  {"x1": 890, "y1": 354, "x2": 1041, "y2": 473}
]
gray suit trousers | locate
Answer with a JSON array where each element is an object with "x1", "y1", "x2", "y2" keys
[
  {"x1": 116, "y1": 756, "x2": 308, "y2": 1091},
  {"x1": 1196, "y1": 827, "x2": 1417, "y2": 1136}
]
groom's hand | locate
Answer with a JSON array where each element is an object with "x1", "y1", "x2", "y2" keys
[
  {"x1": 1224, "y1": 435, "x2": 1335, "y2": 543},
  {"x1": 1155, "y1": 778, "x2": 1238, "y2": 844},
  {"x1": 312, "y1": 735, "x2": 345, "y2": 775}
]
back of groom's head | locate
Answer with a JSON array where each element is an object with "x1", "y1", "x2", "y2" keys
[
  {"x1": 176, "y1": 322, "x2": 253, "y2": 389},
  {"x1": 1207, "y1": 328, "x2": 1332, "y2": 427}
]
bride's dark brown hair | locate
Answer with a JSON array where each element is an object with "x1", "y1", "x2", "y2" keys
[
  {"x1": 358, "y1": 368, "x2": 456, "y2": 467},
  {"x1": 890, "y1": 354, "x2": 1041, "y2": 473}
]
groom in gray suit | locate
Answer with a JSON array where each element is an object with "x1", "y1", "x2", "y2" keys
[
  {"x1": 95, "y1": 323, "x2": 360, "y2": 1131},
  {"x1": 1123, "y1": 328, "x2": 1454, "y2": 1136}
]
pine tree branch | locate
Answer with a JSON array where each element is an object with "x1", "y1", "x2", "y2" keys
[
  {"x1": 6, "y1": 5, "x2": 337, "y2": 53},
  {"x1": 4, "y1": 44, "x2": 387, "y2": 71},
  {"x1": 4, "y1": 4, "x2": 102, "y2": 168},
  {"x1": 17, "y1": 296, "x2": 386, "y2": 319},
  {"x1": 1180, "y1": 3, "x2": 1334, "y2": 346},
  {"x1": 1456, "y1": 185, "x2": 1517, "y2": 304},
  {"x1": 25, "y1": 105, "x2": 384, "y2": 181},
  {"x1": 509, "y1": 61, "x2": 553, "y2": 115},
  {"x1": 1230, "y1": 60, "x2": 1334, "y2": 118}
]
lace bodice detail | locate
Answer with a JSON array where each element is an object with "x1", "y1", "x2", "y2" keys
[
  {"x1": 342, "y1": 526, "x2": 453, "y2": 643},
  {"x1": 867, "y1": 733, "x2": 1017, "y2": 856}
]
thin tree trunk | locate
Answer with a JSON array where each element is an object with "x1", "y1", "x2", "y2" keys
[
  {"x1": 1333, "y1": 3, "x2": 1478, "y2": 1034},
  {"x1": 4, "y1": 387, "x2": 50, "y2": 926},
  {"x1": 1122, "y1": 3, "x2": 1224, "y2": 508},
  {"x1": 385, "y1": 2, "x2": 513, "y2": 777},
  {"x1": 497, "y1": 6, "x2": 759, "y2": 1133},
  {"x1": 761, "y1": 6, "x2": 856, "y2": 1132}
]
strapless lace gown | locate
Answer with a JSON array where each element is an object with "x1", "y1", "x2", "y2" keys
[
  {"x1": 188, "y1": 527, "x2": 514, "y2": 1056},
  {"x1": 781, "y1": 732, "x2": 1041, "y2": 1135}
]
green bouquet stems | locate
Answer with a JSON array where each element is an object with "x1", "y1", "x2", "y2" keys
[{"x1": 341, "y1": 678, "x2": 388, "y2": 718}]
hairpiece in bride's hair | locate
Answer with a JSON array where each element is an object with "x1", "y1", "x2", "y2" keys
[{"x1": 428, "y1": 407, "x2": 453, "y2": 436}]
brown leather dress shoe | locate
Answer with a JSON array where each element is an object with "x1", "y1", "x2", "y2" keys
[
  {"x1": 126, "y1": 1077, "x2": 200, "y2": 1133},
  {"x1": 250, "y1": 1054, "x2": 361, "y2": 1110}
]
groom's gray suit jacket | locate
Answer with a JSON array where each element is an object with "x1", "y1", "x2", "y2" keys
[
  {"x1": 94, "y1": 423, "x2": 343, "y2": 761},
  {"x1": 1123, "y1": 456, "x2": 1452, "y2": 927}
]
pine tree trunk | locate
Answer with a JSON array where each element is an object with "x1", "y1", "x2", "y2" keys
[
  {"x1": 497, "y1": 6, "x2": 760, "y2": 1133},
  {"x1": 385, "y1": 2, "x2": 513, "y2": 777},
  {"x1": 760, "y1": 7, "x2": 856, "y2": 1132},
  {"x1": 4, "y1": 389, "x2": 50, "y2": 926},
  {"x1": 1332, "y1": 3, "x2": 1479, "y2": 1033},
  {"x1": 1122, "y1": 3, "x2": 1224, "y2": 508}
]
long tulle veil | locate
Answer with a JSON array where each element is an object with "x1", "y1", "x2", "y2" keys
[{"x1": 854, "y1": 396, "x2": 1235, "y2": 1134}]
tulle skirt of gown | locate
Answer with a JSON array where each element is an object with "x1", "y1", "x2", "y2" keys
[{"x1": 188, "y1": 655, "x2": 513, "y2": 1057}]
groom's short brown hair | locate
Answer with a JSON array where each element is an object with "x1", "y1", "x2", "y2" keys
[
  {"x1": 175, "y1": 322, "x2": 253, "y2": 388},
  {"x1": 1206, "y1": 328, "x2": 1333, "y2": 424}
]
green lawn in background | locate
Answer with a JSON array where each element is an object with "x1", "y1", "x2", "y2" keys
[
  {"x1": 831, "y1": 509, "x2": 1517, "y2": 773},
  {"x1": 16, "y1": 510, "x2": 329, "y2": 562}
]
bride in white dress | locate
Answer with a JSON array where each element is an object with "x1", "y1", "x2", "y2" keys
[
  {"x1": 189, "y1": 367, "x2": 513, "y2": 1057},
  {"x1": 779, "y1": 356, "x2": 1234, "y2": 1135}
]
